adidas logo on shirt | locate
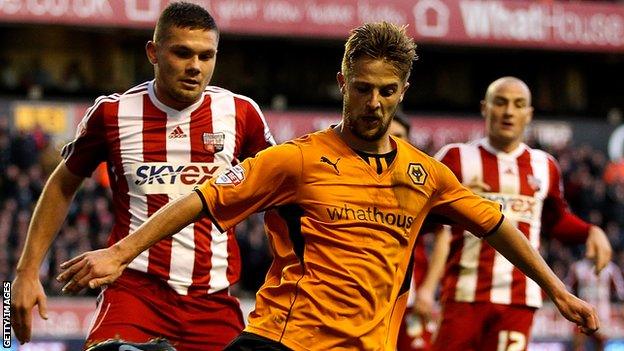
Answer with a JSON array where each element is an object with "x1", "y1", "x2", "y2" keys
[{"x1": 169, "y1": 126, "x2": 187, "y2": 139}]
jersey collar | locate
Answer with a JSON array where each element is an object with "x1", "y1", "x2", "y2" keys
[
  {"x1": 147, "y1": 80, "x2": 205, "y2": 117},
  {"x1": 478, "y1": 138, "x2": 528, "y2": 159}
]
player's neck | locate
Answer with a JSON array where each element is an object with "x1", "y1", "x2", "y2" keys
[
  {"x1": 488, "y1": 137, "x2": 522, "y2": 154},
  {"x1": 153, "y1": 83, "x2": 196, "y2": 111},
  {"x1": 334, "y1": 123, "x2": 393, "y2": 154}
]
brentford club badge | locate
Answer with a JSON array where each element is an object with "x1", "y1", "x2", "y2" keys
[{"x1": 203, "y1": 132, "x2": 225, "y2": 153}]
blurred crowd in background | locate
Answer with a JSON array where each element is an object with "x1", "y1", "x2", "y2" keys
[{"x1": 2, "y1": 120, "x2": 624, "y2": 302}]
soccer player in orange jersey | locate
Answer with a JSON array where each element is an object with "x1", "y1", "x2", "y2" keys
[{"x1": 57, "y1": 24, "x2": 600, "y2": 351}]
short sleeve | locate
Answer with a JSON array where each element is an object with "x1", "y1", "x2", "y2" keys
[
  {"x1": 236, "y1": 96, "x2": 276, "y2": 160},
  {"x1": 541, "y1": 155, "x2": 590, "y2": 242},
  {"x1": 430, "y1": 161, "x2": 504, "y2": 237},
  {"x1": 61, "y1": 98, "x2": 109, "y2": 177},
  {"x1": 541, "y1": 155, "x2": 567, "y2": 225},
  {"x1": 196, "y1": 142, "x2": 302, "y2": 232},
  {"x1": 434, "y1": 144, "x2": 462, "y2": 180}
]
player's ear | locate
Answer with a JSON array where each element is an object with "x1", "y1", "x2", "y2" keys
[
  {"x1": 146, "y1": 41, "x2": 157, "y2": 65},
  {"x1": 337, "y1": 71, "x2": 346, "y2": 94},
  {"x1": 480, "y1": 100, "x2": 487, "y2": 118},
  {"x1": 399, "y1": 82, "x2": 410, "y2": 103}
]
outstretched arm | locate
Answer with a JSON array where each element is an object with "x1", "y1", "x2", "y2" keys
[
  {"x1": 486, "y1": 219, "x2": 599, "y2": 334},
  {"x1": 57, "y1": 191, "x2": 204, "y2": 293},
  {"x1": 11, "y1": 162, "x2": 84, "y2": 344}
]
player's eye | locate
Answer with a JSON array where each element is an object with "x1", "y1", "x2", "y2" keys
[
  {"x1": 493, "y1": 98, "x2": 507, "y2": 106},
  {"x1": 380, "y1": 88, "x2": 397, "y2": 97},
  {"x1": 173, "y1": 49, "x2": 193, "y2": 59},
  {"x1": 199, "y1": 52, "x2": 216, "y2": 61},
  {"x1": 355, "y1": 85, "x2": 370, "y2": 94}
]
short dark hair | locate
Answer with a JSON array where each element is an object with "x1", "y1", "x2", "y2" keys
[
  {"x1": 154, "y1": 2, "x2": 218, "y2": 43},
  {"x1": 342, "y1": 22, "x2": 417, "y2": 82}
]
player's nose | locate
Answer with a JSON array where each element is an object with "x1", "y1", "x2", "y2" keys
[
  {"x1": 366, "y1": 90, "x2": 381, "y2": 110},
  {"x1": 186, "y1": 56, "x2": 201, "y2": 75}
]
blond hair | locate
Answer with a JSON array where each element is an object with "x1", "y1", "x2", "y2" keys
[{"x1": 341, "y1": 22, "x2": 417, "y2": 82}]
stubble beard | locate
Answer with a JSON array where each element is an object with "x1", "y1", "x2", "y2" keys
[
  {"x1": 345, "y1": 113, "x2": 391, "y2": 142},
  {"x1": 156, "y1": 70, "x2": 205, "y2": 106},
  {"x1": 173, "y1": 88, "x2": 200, "y2": 103},
  {"x1": 171, "y1": 79, "x2": 206, "y2": 103}
]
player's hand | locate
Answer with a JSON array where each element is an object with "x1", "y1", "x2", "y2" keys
[
  {"x1": 412, "y1": 286, "x2": 436, "y2": 322},
  {"x1": 56, "y1": 248, "x2": 127, "y2": 294},
  {"x1": 10, "y1": 273, "x2": 49, "y2": 344},
  {"x1": 553, "y1": 292, "x2": 600, "y2": 335},
  {"x1": 585, "y1": 225, "x2": 612, "y2": 274}
]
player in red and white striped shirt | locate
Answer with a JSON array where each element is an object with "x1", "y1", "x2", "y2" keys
[
  {"x1": 10, "y1": 3, "x2": 274, "y2": 350},
  {"x1": 428, "y1": 77, "x2": 612, "y2": 351}
]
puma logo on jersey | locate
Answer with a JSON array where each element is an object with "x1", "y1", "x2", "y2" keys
[
  {"x1": 321, "y1": 156, "x2": 340, "y2": 174},
  {"x1": 168, "y1": 126, "x2": 187, "y2": 139}
]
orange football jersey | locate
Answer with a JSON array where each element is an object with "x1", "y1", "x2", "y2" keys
[{"x1": 197, "y1": 127, "x2": 503, "y2": 351}]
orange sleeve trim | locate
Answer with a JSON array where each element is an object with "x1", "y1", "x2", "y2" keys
[
  {"x1": 194, "y1": 189, "x2": 225, "y2": 233},
  {"x1": 484, "y1": 214, "x2": 505, "y2": 237}
]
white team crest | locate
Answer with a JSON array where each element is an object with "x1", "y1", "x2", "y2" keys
[
  {"x1": 215, "y1": 164, "x2": 245, "y2": 185},
  {"x1": 203, "y1": 132, "x2": 225, "y2": 153}
]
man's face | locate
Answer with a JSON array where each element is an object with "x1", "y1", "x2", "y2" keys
[
  {"x1": 482, "y1": 80, "x2": 533, "y2": 147},
  {"x1": 147, "y1": 26, "x2": 218, "y2": 110},
  {"x1": 338, "y1": 58, "x2": 409, "y2": 142}
]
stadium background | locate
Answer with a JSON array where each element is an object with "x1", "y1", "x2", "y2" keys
[{"x1": 1, "y1": 0, "x2": 624, "y2": 350}]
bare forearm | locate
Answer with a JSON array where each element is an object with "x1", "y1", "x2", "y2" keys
[
  {"x1": 486, "y1": 219, "x2": 567, "y2": 302},
  {"x1": 113, "y1": 192, "x2": 204, "y2": 263},
  {"x1": 16, "y1": 163, "x2": 82, "y2": 274}
]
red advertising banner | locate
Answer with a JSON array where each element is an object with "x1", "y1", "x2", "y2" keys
[{"x1": 0, "y1": 0, "x2": 622, "y2": 52}]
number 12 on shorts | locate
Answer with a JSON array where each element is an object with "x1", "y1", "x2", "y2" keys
[{"x1": 497, "y1": 330, "x2": 527, "y2": 351}]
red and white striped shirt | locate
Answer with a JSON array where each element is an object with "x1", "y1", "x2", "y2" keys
[
  {"x1": 435, "y1": 138, "x2": 589, "y2": 308},
  {"x1": 62, "y1": 81, "x2": 275, "y2": 296},
  {"x1": 406, "y1": 235, "x2": 428, "y2": 307}
]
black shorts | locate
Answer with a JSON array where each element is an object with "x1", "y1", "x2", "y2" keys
[{"x1": 223, "y1": 332, "x2": 293, "y2": 351}]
